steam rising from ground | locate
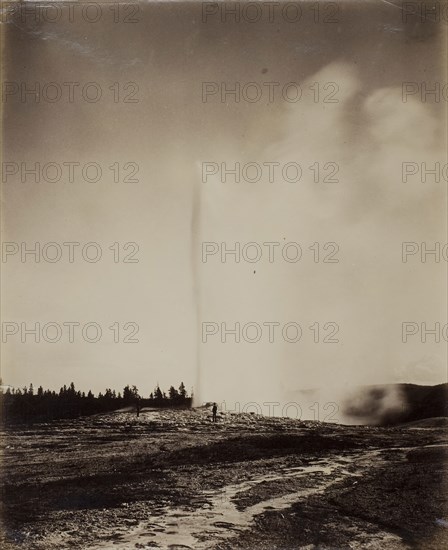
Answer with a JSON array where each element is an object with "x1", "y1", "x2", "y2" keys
[
  {"x1": 195, "y1": 61, "x2": 446, "y2": 423},
  {"x1": 338, "y1": 384, "x2": 405, "y2": 425},
  {"x1": 2, "y1": 6, "x2": 445, "y2": 419}
]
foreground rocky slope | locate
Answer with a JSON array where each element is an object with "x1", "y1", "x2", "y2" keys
[{"x1": 1, "y1": 409, "x2": 447, "y2": 549}]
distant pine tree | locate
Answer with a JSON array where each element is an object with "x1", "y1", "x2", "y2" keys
[
  {"x1": 179, "y1": 382, "x2": 187, "y2": 399},
  {"x1": 169, "y1": 386, "x2": 179, "y2": 401}
]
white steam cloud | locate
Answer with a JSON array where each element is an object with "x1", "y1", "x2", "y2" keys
[{"x1": 196, "y1": 61, "x2": 446, "y2": 423}]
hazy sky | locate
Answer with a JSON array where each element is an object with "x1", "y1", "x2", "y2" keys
[{"x1": 1, "y1": 1, "x2": 447, "y2": 406}]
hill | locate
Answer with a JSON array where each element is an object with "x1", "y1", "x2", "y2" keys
[{"x1": 341, "y1": 383, "x2": 448, "y2": 426}]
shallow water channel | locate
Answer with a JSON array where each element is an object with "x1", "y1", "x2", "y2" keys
[{"x1": 90, "y1": 453, "x2": 371, "y2": 550}]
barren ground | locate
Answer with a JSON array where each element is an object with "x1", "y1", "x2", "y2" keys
[{"x1": 1, "y1": 409, "x2": 447, "y2": 549}]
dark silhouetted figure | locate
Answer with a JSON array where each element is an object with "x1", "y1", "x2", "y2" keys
[{"x1": 212, "y1": 402, "x2": 217, "y2": 422}]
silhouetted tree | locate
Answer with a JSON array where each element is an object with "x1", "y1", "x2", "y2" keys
[
  {"x1": 179, "y1": 382, "x2": 187, "y2": 399},
  {"x1": 2, "y1": 379, "x2": 192, "y2": 425},
  {"x1": 169, "y1": 386, "x2": 179, "y2": 401}
]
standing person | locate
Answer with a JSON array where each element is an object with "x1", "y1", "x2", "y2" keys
[{"x1": 212, "y1": 402, "x2": 217, "y2": 422}]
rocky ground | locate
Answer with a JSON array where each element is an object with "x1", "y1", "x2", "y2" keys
[{"x1": 1, "y1": 408, "x2": 447, "y2": 549}]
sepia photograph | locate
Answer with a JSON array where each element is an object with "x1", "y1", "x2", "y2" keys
[{"x1": 1, "y1": 1, "x2": 447, "y2": 548}]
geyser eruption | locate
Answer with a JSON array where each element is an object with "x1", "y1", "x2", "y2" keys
[
  {"x1": 191, "y1": 176, "x2": 203, "y2": 407},
  {"x1": 194, "y1": 60, "x2": 446, "y2": 421}
]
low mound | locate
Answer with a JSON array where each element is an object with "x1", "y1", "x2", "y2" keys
[
  {"x1": 399, "y1": 417, "x2": 448, "y2": 429},
  {"x1": 341, "y1": 383, "x2": 448, "y2": 426}
]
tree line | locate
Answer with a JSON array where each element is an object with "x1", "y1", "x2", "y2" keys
[{"x1": 0, "y1": 381, "x2": 192, "y2": 425}]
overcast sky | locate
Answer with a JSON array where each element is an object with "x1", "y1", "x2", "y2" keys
[{"x1": 2, "y1": 1, "x2": 447, "y2": 406}]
